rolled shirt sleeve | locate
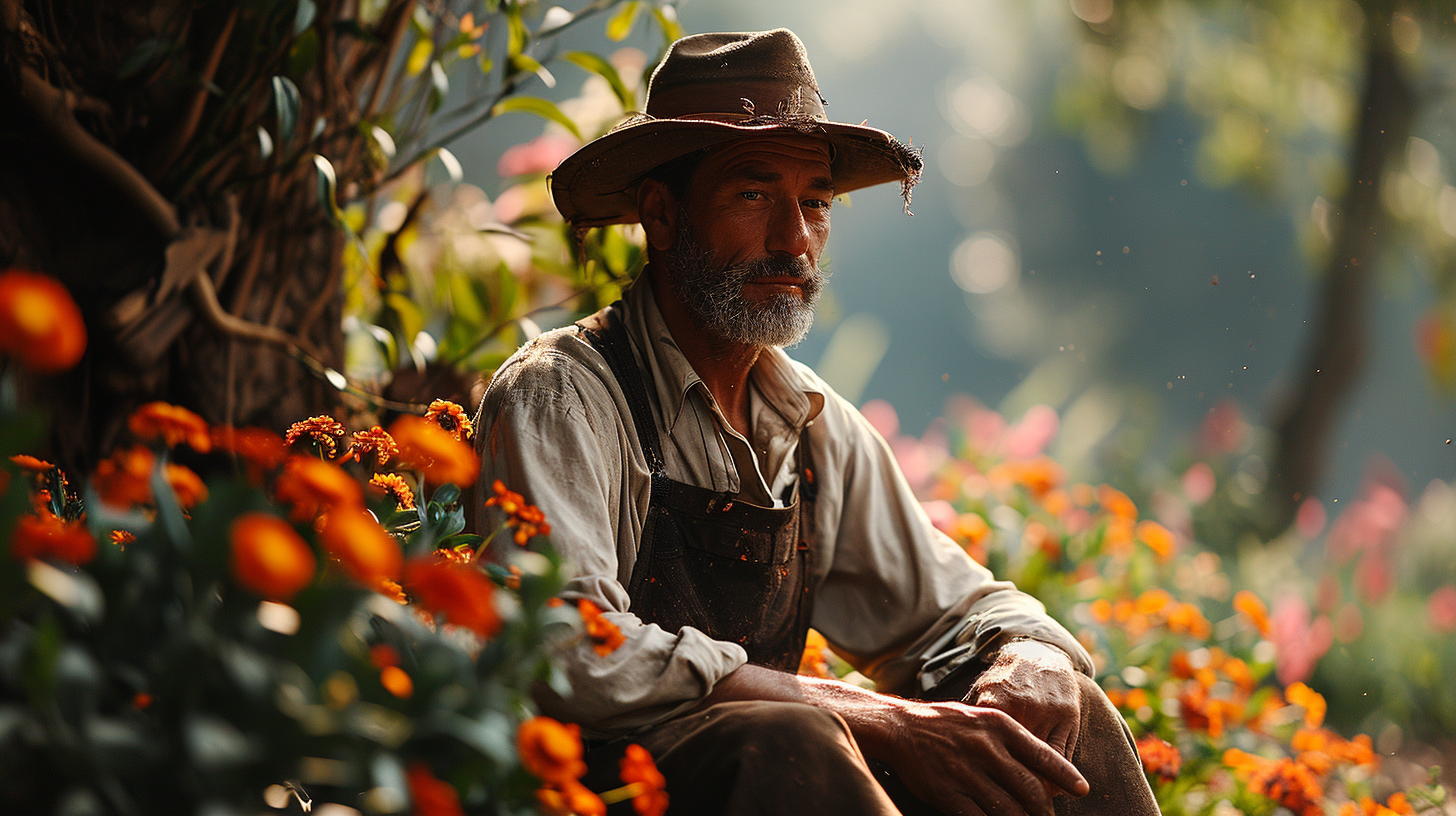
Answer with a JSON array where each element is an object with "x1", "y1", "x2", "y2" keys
[{"x1": 474, "y1": 336, "x2": 747, "y2": 739}]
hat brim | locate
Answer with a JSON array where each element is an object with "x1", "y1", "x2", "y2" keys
[{"x1": 549, "y1": 116, "x2": 923, "y2": 227}]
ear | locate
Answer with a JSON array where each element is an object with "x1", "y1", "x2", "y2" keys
[{"x1": 637, "y1": 178, "x2": 678, "y2": 252}]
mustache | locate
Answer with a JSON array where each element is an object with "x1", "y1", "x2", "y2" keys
[{"x1": 731, "y1": 253, "x2": 819, "y2": 281}]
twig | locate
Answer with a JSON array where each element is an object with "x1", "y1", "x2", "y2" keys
[
  {"x1": 16, "y1": 65, "x2": 180, "y2": 238},
  {"x1": 189, "y1": 266, "x2": 327, "y2": 361},
  {"x1": 150, "y1": 6, "x2": 239, "y2": 177}
]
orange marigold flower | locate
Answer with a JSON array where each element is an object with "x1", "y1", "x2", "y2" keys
[
  {"x1": 1136, "y1": 520, "x2": 1176, "y2": 562},
  {"x1": 1247, "y1": 757, "x2": 1325, "y2": 816},
  {"x1": 128, "y1": 402, "x2": 211, "y2": 452},
  {"x1": 1135, "y1": 588, "x2": 1173, "y2": 616},
  {"x1": 1103, "y1": 518, "x2": 1135, "y2": 558},
  {"x1": 390, "y1": 415, "x2": 479, "y2": 488},
  {"x1": 376, "y1": 577, "x2": 407, "y2": 604},
  {"x1": 0, "y1": 270, "x2": 86, "y2": 373},
  {"x1": 1386, "y1": 793, "x2": 1414, "y2": 814},
  {"x1": 1221, "y1": 657, "x2": 1256, "y2": 694},
  {"x1": 1166, "y1": 602, "x2": 1212, "y2": 639},
  {"x1": 369, "y1": 643, "x2": 399, "y2": 669},
  {"x1": 403, "y1": 556, "x2": 500, "y2": 639},
  {"x1": 93, "y1": 446, "x2": 156, "y2": 509},
  {"x1": 517, "y1": 716, "x2": 587, "y2": 785},
  {"x1": 320, "y1": 509, "x2": 402, "y2": 586},
  {"x1": 619, "y1": 743, "x2": 669, "y2": 816},
  {"x1": 578, "y1": 598, "x2": 626, "y2": 657},
  {"x1": 10, "y1": 513, "x2": 96, "y2": 564},
  {"x1": 1136, "y1": 735, "x2": 1181, "y2": 782},
  {"x1": 110, "y1": 530, "x2": 135, "y2": 549},
  {"x1": 1097, "y1": 484, "x2": 1138, "y2": 521},
  {"x1": 229, "y1": 513, "x2": 316, "y2": 601},
  {"x1": 379, "y1": 665, "x2": 413, "y2": 698},
  {"x1": 347, "y1": 426, "x2": 397, "y2": 468},
  {"x1": 800, "y1": 628, "x2": 832, "y2": 678},
  {"x1": 165, "y1": 463, "x2": 208, "y2": 509},
  {"x1": 424, "y1": 399, "x2": 474, "y2": 441},
  {"x1": 536, "y1": 780, "x2": 606, "y2": 816},
  {"x1": 484, "y1": 479, "x2": 550, "y2": 544},
  {"x1": 1023, "y1": 520, "x2": 1061, "y2": 561},
  {"x1": 274, "y1": 456, "x2": 363, "y2": 522},
  {"x1": 368, "y1": 472, "x2": 416, "y2": 510},
  {"x1": 405, "y1": 762, "x2": 465, "y2": 816},
  {"x1": 211, "y1": 426, "x2": 288, "y2": 480},
  {"x1": 10, "y1": 454, "x2": 54, "y2": 473},
  {"x1": 284, "y1": 415, "x2": 348, "y2": 458},
  {"x1": 1285, "y1": 682, "x2": 1327, "y2": 728},
  {"x1": 1233, "y1": 590, "x2": 1272, "y2": 638},
  {"x1": 1089, "y1": 598, "x2": 1113, "y2": 623}
]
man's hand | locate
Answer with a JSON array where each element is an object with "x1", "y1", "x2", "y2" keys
[
  {"x1": 887, "y1": 699, "x2": 1089, "y2": 816},
  {"x1": 969, "y1": 639, "x2": 1083, "y2": 759}
]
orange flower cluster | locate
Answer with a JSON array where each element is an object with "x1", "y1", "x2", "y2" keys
[
  {"x1": 403, "y1": 555, "x2": 501, "y2": 639},
  {"x1": 1292, "y1": 727, "x2": 1377, "y2": 770},
  {"x1": 368, "y1": 472, "x2": 416, "y2": 510},
  {"x1": 346, "y1": 426, "x2": 397, "y2": 468},
  {"x1": 799, "y1": 628, "x2": 833, "y2": 678},
  {"x1": 10, "y1": 454, "x2": 54, "y2": 473},
  {"x1": 10, "y1": 513, "x2": 96, "y2": 564},
  {"x1": 1166, "y1": 647, "x2": 1261, "y2": 737},
  {"x1": 485, "y1": 480, "x2": 550, "y2": 545},
  {"x1": 211, "y1": 426, "x2": 287, "y2": 481},
  {"x1": 1090, "y1": 589, "x2": 1212, "y2": 642},
  {"x1": 518, "y1": 717, "x2": 604, "y2": 816},
  {"x1": 1224, "y1": 752, "x2": 1325, "y2": 816},
  {"x1": 319, "y1": 509, "x2": 402, "y2": 587},
  {"x1": 284, "y1": 415, "x2": 348, "y2": 458},
  {"x1": 578, "y1": 598, "x2": 626, "y2": 656},
  {"x1": 1339, "y1": 793, "x2": 1416, "y2": 816},
  {"x1": 1285, "y1": 682, "x2": 1327, "y2": 728},
  {"x1": 93, "y1": 446, "x2": 208, "y2": 510},
  {"x1": 0, "y1": 269, "x2": 86, "y2": 373},
  {"x1": 988, "y1": 456, "x2": 1064, "y2": 497},
  {"x1": 229, "y1": 513, "x2": 316, "y2": 601},
  {"x1": 128, "y1": 402, "x2": 211, "y2": 452},
  {"x1": 424, "y1": 399, "x2": 474, "y2": 441},
  {"x1": 405, "y1": 762, "x2": 465, "y2": 816},
  {"x1": 273, "y1": 456, "x2": 363, "y2": 521},
  {"x1": 1233, "y1": 590, "x2": 1272, "y2": 638},
  {"x1": 619, "y1": 744, "x2": 669, "y2": 816},
  {"x1": 1136, "y1": 735, "x2": 1181, "y2": 782},
  {"x1": 1135, "y1": 520, "x2": 1176, "y2": 562},
  {"x1": 390, "y1": 415, "x2": 479, "y2": 488}
]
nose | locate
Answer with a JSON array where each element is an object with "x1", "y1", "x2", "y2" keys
[{"x1": 764, "y1": 199, "x2": 811, "y2": 259}]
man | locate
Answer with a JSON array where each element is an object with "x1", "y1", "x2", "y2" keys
[{"x1": 475, "y1": 29, "x2": 1159, "y2": 816}]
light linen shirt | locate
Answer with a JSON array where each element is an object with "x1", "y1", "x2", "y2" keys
[{"x1": 473, "y1": 277, "x2": 1092, "y2": 738}]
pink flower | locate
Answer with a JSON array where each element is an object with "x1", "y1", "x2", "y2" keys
[
  {"x1": 1003, "y1": 404, "x2": 1059, "y2": 460},
  {"x1": 1427, "y1": 585, "x2": 1456, "y2": 631},
  {"x1": 946, "y1": 395, "x2": 1005, "y2": 455},
  {"x1": 497, "y1": 134, "x2": 579, "y2": 178},
  {"x1": 860, "y1": 399, "x2": 900, "y2": 440},
  {"x1": 921, "y1": 500, "x2": 958, "y2": 534},
  {"x1": 1270, "y1": 595, "x2": 1333, "y2": 686},
  {"x1": 1199, "y1": 398, "x2": 1246, "y2": 455},
  {"x1": 1182, "y1": 463, "x2": 1216, "y2": 505},
  {"x1": 1295, "y1": 497, "x2": 1326, "y2": 539},
  {"x1": 1327, "y1": 484, "x2": 1406, "y2": 564}
]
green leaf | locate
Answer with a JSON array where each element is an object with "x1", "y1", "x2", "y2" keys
[
  {"x1": 428, "y1": 60, "x2": 449, "y2": 112},
  {"x1": 509, "y1": 53, "x2": 557, "y2": 88},
  {"x1": 434, "y1": 147, "x2": 463, "y2": 183},
  {"x1": 312, "y1": 154, "x2": 340, "y2": 219},
  {"x1": 490, "y1": 96, "x2": 581, "y2": 140},
  {"x1": 606, "y1": 1, "x2": 643, "y2": 42},
  {"x1": 438, "y1": 534, "x2": 484, "y2": 550},
  {"x1": 271, "y1": 76, "x2": 301, "y2": 143},
  {"x1": 562, "y1": 51, "x2": 635, "y2": 110},
  {"x1": 506, "y1": 6, "x2": 528, "y2": 56},
  {"x1": 652, "y1": 6, "x2": 685, "y2": 43},
  {"x1": 405, "y1": 37, "x2": 432, "y2": 75},
  {"x1": 384, "y1": 292, "x2": 424, "y2": 347},
  {"x1": 117, "y1": 38, "x2": 170, "y2": 79},
  {"x1": 293, "y1": 0, "x2": 317, "y2": 34},
  {"x1": 431, "y1": 483, "x2": 461, "y2": 507}
]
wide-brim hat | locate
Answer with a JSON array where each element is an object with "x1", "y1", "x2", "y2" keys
[{"x1": 549, "y1": 28, "x2": 923, "y2": 227}]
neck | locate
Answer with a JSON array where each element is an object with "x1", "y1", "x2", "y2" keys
[{"x1": 647, "y1": 265, "x2": 762, "y2": 437}]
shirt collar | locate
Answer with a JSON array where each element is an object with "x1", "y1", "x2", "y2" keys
[{"x1": 621, "y1": 272, "x2": 826, "y2": 436}]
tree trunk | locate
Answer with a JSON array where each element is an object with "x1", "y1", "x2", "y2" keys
[
  {"x1": 1264, "y1": 30, "x2": 1418, "y2": 533},
  {"x1": 0, "y1": 0, "x2": 383, "y2": 475}
]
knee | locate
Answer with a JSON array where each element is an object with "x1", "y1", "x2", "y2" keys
[{"x1": 699, "y1": 700, "x2": 854, "y2": 753}]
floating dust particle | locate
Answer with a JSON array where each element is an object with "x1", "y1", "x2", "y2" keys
[
  {"x1": 942, "y1": 373, "x2": 949, "y2": 382},
  {"x1": 1211, "y1": 275, "x2": 1219, "y2": 285}
]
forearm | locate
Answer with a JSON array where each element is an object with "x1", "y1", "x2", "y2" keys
[{"x1": 699, "y1": 663, "x2": 907, "y2": 759}]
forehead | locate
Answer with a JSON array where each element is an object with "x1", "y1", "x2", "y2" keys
[{"x1": 692, "y1": 134, "x2": 834, "y2": 189}]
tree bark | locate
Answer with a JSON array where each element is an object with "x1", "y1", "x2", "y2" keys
[{"x1": 1265, "y1": 31, "x2": 1419, "y2": 533}]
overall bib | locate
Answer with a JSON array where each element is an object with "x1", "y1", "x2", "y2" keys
[{"x1": 578, "y1": 308, "x2": 817, "y2": 672}]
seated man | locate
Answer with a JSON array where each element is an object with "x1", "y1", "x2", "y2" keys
[{"x1": 475, "y1": 28, "x2": 1159, "y2": 816}]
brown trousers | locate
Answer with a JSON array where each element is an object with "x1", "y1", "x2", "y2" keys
[{"x1": 582, "y1": 673, "x2": 1160, "y2": 816}]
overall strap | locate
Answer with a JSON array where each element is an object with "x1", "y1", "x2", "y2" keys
[{"x1": 578, "y1": 305, "x2": 667, "y2": 475}]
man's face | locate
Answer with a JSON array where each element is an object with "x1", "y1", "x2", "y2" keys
[{"x1": 660, "y1": 135, "x2": 834, "y2": 348}]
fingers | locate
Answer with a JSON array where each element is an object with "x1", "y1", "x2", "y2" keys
[{"x1": 997, "y1": 712, "x2": 1089, "y2": 797}]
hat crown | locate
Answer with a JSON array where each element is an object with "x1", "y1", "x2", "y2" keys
[{"x1": 644, "y1": 29, "x2": 826, "y2": 121}]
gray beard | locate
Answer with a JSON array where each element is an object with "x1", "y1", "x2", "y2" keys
[{"x1": 660, "y1": 219, "x2": 826, "y2": 348}]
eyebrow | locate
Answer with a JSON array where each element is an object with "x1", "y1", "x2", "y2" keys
[{"x1": 729, "y1": 166, "x2": 836, "y2": 193}]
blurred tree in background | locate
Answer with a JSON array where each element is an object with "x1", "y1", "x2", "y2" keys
[{"x1": 1055, "y1": 0, "x2": 1455, "y2": 534}]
